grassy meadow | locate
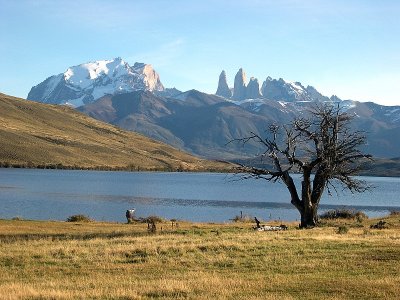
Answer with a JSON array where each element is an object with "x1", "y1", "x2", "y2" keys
[{"x1": 0, "y1": 214, "x2": 399, "y2": 299}]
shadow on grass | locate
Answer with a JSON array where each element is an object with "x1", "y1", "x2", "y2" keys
[{"x1": 0, "y1": 231, "x2": 149, "y2": 243}]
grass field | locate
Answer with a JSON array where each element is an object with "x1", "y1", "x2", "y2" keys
[{"x1": 0, "y1": 214, "x2": 399, "y2": 299}]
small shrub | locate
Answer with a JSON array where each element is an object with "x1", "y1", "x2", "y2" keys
[
  {"x1": 355, "y1": 213, "x2": 366, "y2": 223},
  {"x1": 370, "y1": 220, "x2": 388, "y2": 229},
  {"x1": 320, "y1": 209, "x2": 367, "y2": 220},
  {"x1": 137, "y1": 215, "x2": 164, "y2": 224},
  {"x1": 140, "y1": 216, "x2": 162, "y2": 233},
  {"x1": 337, "y1": 225, "x2": 349, "y2": 234},
  {"x1": 389, "y1": 210, "x2": 400, "y2": 216},
  {"x1": 11, "y1": 216, "x2": 23, "y2": 221},
  {"x1": 66, "y1": 214, "x2": 92, "y2": 222},
  {"x1": 232, "y1": 214, "x2": 254, "y2": 223}
]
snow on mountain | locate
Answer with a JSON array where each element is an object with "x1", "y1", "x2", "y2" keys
[
  {"x1": 27, "y1": 58, "x2": 164, "y2": 107},
  {"x1": 386, "y1": 108, "x2": 400, "y2": 123}
]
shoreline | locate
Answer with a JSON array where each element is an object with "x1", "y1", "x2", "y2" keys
[
  {"x1": 0, "y1": 164, "x2": 399, "y2": 177},
  {"x1": 0, "y1": 162, "x2": 234, "y2": 173}
]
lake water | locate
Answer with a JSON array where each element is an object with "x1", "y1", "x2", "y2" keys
[{"x1": 0, "y1": 169, "x2": 399, "y2": 223}]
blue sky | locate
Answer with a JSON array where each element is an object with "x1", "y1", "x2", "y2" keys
[{"x1": 1, "y1": 0, "x2": 399, "y2": 105}]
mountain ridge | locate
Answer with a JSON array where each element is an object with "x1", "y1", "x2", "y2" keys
[{"x1": 27, "y1": 58, "x2": 400, "y2": 160}]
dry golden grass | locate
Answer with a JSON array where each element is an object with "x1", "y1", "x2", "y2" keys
[
  {"x1": 0, "y1": 93, "x2": 233, "y2": 172},
  {"x1": 0, "y1": 215, "x2": 399, "y2": 299}
]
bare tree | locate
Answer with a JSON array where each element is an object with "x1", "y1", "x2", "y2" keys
[{"x1": 233, "y1": 105, "x2": 372, "y2": 228}]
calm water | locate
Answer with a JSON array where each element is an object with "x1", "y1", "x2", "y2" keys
[{"x1": 0, "y1": 169, "x2": 399, "y2": 223}]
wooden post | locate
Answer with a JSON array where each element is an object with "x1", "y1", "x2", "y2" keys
[{"x1": 254, "y1": 217, "x2": 261, "y2": 228}]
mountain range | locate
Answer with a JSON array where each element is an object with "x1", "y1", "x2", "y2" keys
[{"x1": 27, "y1": 58, "x2": 400, "y2": 161}]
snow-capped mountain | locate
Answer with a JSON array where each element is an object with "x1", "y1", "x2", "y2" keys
[
  {"x1": 216, "y1": 69, "x2": 330, "y2": 102},
  {"x1": 27, "y1": 58, "x2": 164, "y2": 107}
]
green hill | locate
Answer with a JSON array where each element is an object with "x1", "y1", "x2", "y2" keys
[{"x1": 0, "y1": 93, "x2": 232, "y2": 171}]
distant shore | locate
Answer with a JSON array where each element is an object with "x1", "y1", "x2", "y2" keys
[
  {"x1": 1, "y1": 162, "x2": 399, "y2": 177},
  {"x1": 0, "y1": 161, "x2": 234, "y2": 173}
]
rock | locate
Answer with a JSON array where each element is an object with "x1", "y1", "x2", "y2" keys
[
  {"x1": 246, "y1": 77, "x2": 262, "y2": 99},
  {"x1": 261, "y1": 77, "x2": 309, "y2": 101},
  {"x1": 255, "y1": 225, "x2": 288, "y2": 231},
  {"x1": 132, "y1": 63, "x2": 164, "y2": 91},
  {"x1": 306, "y1": 85, "x2": 330, "y2": 102},
  {"x1": 232, "y1": 68, "x2": 247, "y2": 100},
  {"x1": 261, "y1": 76, "x2": 278, "y2": 99},
  {"x1": 215, "y1": 70, "x2": 232, "y2": 98},
  {"x1": 330, "y1": 95, "x2": 342, "y2": 102}
]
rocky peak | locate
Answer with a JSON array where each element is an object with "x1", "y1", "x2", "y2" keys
[
  {"x1": 233, "y1": 68, "x2": 247, "y2": 100},
  {"x1": 305, "y1": 85, "x2": 330, "y2": 102},
  {"x1": 261, "y1": 77, "x2": 272, "y2": 98},
  {"x1": 330, "y1": 95, "x2": 342, "y2": 102},
  {"x1": 133, "y1": 63, "x2": 164, "y2": 91},
  {"x1": 215, "y1": 70, "x2": 232, "y2": 98},
  {"x1": 246, "y1": 77, "x2": 262, "y2": 99},
  {"x1": 261, "y1": 77, "x2": 313, "y2": 101}
]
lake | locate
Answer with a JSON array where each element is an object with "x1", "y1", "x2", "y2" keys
[{"x1": 0, "y1": 169, "x2": 399, "y2": 223}]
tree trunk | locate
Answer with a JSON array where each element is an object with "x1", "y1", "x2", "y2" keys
[
  {"x1": 298, "y1": 167, "x2": 318, "y2": 228},
  {"x1": 282, "y1": 170, "x2": 320, "y2": 228},
  {"x1": 299, "y1": 204, "x2": 318, "y2": 228}
]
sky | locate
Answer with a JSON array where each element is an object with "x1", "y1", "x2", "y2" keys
[{"x1": 0, "y1": 0, "x2": 399, "y2": 106}]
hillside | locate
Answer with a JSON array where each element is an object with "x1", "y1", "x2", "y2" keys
[
  {"x1": 78, "y1": 90, "x2": 295, "y2": 159},
  {"x1": 0, "y1": 93, "x2": 232, "y2": 171}
]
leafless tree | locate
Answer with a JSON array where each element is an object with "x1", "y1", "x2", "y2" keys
[{"x1": 232, "y1": 104, "x2": 372, "y2": 228}]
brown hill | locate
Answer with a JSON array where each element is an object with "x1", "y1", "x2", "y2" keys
[{"x1": 0, "y1": 93, "x2": 232, "y2": 171}]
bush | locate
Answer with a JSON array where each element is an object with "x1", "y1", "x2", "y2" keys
[
  {"x1": 319, "y1": 209, "x2": 367, "y2": 220},
  {"x1": 232, "y1": 214, "x2": 254, "y2": 223},
  {"x1": 66, "y1": 214, "x2": 92, "y2": 222},
  {"x1": 389, "y1": 210, "x2": 400, "y2": 216},
  {"x1": 137, "y1": 215, "x2": 164, "y2": 224},
  {"x1": 370, "y1": 220, "x2": 388, "y2": 229},
  {"x1": 337, "y1": 225, "x2": 349, "y2": 234}
]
